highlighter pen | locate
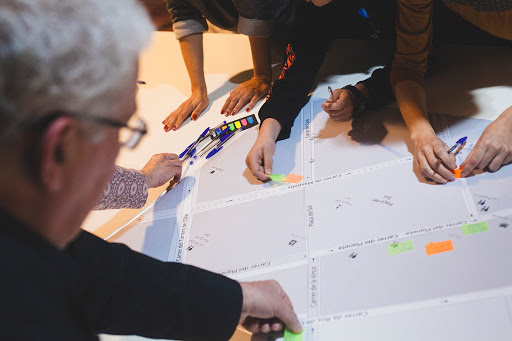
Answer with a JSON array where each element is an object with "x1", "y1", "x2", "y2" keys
[{"x1": 328, "y1": 86, "x2": 335, "y2": 101}]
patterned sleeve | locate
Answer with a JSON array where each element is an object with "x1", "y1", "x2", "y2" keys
[{"x1": 93, "y1": 166, "x2": 148, "y2": 210}]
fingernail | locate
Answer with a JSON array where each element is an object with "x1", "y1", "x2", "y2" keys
[
  {"x1": 231, "y1": 111, "x2": 235, "y2": 115},
  {"x1": 246, "y1": 108, "x2": 249, "y2": 112},
  {"x1": 191, "y1": 114, "x2": 197, "y2": 120},
  {"x1": 266, "y1": 169, "x2": 272, "y2": 174},
  {"x1": 173, "y1": 125, "x2": 176, "y2": 130},
  {"x1": 164, "y1": 125, "x2": 168, "y2": 131},
  {"x1": 220, "y1": 110, "x2": 224, "y2": 115}
]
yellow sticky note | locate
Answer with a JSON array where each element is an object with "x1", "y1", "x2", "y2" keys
[
  {"x1": 283, "y1": 173, "x2": 305, "y2": 184},
  {"x1": 425, "y1": 240, "x2": 453, "y2": 256}
]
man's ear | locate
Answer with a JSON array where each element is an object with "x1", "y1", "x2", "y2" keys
[{"x1": 39, "y1": 116, "x2": 77, "y2": 192}]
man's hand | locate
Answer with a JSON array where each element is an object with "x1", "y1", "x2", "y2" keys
[
  {"x1": 245, "y1": 119, "x2": 281, "y2": 181},
  {"x1": 140, "y1": 153, "x2": 182, "y2": 188},
  {"x1": 460, "y1": 108, "x2": 512, "y2": 177},
  {"x1": 321, "y1": 88, "x2": 354, "y2": 122},
  {"x1": 221, "y1": 76, "x2": 271, "y2": 116},
  {"x1": 239, "y1": 280, "x2": 302, "y2": 334},
  {"x1": 411, "y1": 129, "x2": 456, "y2": 183},
  {"x1": 162, "y1": 91, "x2": 209, "y2": 131}
]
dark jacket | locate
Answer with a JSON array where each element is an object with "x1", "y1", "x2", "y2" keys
[{"x1": 0, "y1": 208, "x2": 242, "y2": 340}]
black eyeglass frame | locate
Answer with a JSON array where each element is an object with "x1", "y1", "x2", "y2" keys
[{"x1": 24, "y1": 112, "x2": 148, "y2": 149}]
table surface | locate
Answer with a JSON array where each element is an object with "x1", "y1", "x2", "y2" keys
[{"x1": 94, "y1": 32, "x2": 512, "y2": 341}]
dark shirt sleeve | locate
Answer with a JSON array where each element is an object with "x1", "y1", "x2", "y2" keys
[
  {"x1": 258, "y1": 2, "x2": 330, "y2": 141},
  {"x1": 67, "y1": 231, "x2": 242, "y2": 341},
  {"x1": 166, "y1": 0, "x2": 208, "y2": 40},
  {"x1": 234, "y1": 0, "x2": 274, "y2": 36}
]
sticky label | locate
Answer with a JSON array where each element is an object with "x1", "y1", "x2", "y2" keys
[
  {"x1": 461, "y1": 221, "x2": 489, "y2": 235},
  {"x1": 283, "y1": 173, "x2": 305, "y2": 184},
  {"x1": 284, "y1": 329, "x2": 303, "y2": 341},
  {"x1": 269, "y1": 174, "x2": 286, "y2": 182},
  {"x1": 387, "y1": 240, "x2": 414, "y2": 256},
  {"x1": 452, "y1": 168, "x2": 462, "y2": 178},
  {"x1": 425, "y1": 240, "x2": 453, "y2": 255}
]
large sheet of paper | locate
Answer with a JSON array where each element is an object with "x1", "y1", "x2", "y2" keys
[{"x1": 105, "y1": 96, "x2": 512, "y2": 340}]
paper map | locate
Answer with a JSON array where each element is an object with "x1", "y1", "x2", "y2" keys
[{"x1": 109, "y1": 99, "x2": 512, "y2": 340}]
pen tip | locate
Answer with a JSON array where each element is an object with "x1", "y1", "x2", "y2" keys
[{"x1": 457, "y1": 136, "x2": 468, "y2": 144}]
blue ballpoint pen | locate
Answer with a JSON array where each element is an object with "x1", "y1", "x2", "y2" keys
[
  {"x1": 180, "y1": 127, "x2": 210, "y2": 161},
  {"x1": 196, "y1": 127, "x2": 230, "y2": 158},
  {"x1": 447, "y1": 136, "x2": 467, "y2": 156},
  {"x1": 206, "y1": 127, "x2": 243, "y2": 159}
]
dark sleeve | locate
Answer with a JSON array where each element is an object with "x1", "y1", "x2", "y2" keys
[
  {"x1": 359, "y1": 65, "x2": 394, "y2": 109},
  {"x1": 258, "y1": 3, "x2": 330, "y2": 141},
  {"x1": 234, "y1": 0, "x2": 274, "y2": 36},
  {"x1": 166, "y1": 0, "x2": 208, "y2": 40},
  {"x1": 67, "y1": 231, "x2": 242, "y2": 341}
]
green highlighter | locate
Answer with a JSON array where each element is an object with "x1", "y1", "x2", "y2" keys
[{"x1": 284, "y1": 328, "x2": 304, "y2": 341}]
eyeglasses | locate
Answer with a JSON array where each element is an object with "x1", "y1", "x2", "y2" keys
[
  {"x1": 26, "y1": 112, "x2": 148, "y2": 149},
  {"x1": 85, "y1": 114, "x2": 148, "y2": 149}
]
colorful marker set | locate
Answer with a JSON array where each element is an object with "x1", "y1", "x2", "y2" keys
[{"x1": 212, "y1": 114, "x2": 258, "y2": 138}]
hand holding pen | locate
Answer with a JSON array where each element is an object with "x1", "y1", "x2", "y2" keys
[{"x1": 321, "y1": 86, "x2": 355, "y2": 122}]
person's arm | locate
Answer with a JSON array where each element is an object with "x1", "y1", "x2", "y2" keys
[
  {"x1": 163, "y1": 0, "x2": 209, "y2": 131},
  {"x1": 92, "y1": 166, "x2": 148, "y2": 210},
  {"x1": 246, "y1": 3, "x2": 330, "y2": 180},
  {"x1": 93, "y1": 154, "x2": 182, "y2": 210},
  {"x1": 460, "y1": 105, "x2": 512, "y2": 176},
  {"x1": 68, "y1": 231, "x2": 302, "y2": 339},
  {"x1": 221, "y1": 36, "x2": 272, "y2": 116},
  {"x1": 391, "y1": 0, "x2": 456, "y2": 183},
  {"x1": 68, "y1": 231, "x2": 242, "y2": 340},
  {"x1": 162, "y1": 33, "x2": 210, "y2": 131}
]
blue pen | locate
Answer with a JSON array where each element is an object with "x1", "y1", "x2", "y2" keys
[
  {"x1": 206, "y1": 127, "x2": 243, "y2": 159},
  {"x1": 196, "y1": 127, "x2": 230, "y2": 158},
  {"x1": 179, "y1": 142, "x2": 194, "y2": 159},
  {"x1": 181, "y1": 127, "x2": 210, "y2": 161},
  {"x1": 447, "y1": 136, "x2": 467, "y2": 155}
]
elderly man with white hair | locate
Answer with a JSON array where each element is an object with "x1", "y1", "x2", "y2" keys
[{"x1": 0, "y1": 0, "x2": 301, "y2": 340}]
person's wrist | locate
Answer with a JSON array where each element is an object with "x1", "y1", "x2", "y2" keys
[
  {"x1": 260, "y1": 118, "x2": 282, "y2": 141},
  {"x1": 191, "y1": 85, "x2": 207, "y2": 97},
  {"x1": 253, "y1": 74, "x2": 272, "y2": 84}
]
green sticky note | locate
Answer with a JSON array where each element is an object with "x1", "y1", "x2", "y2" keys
[
  {"x1": 284, "y1": 328, "x2": 303, "y2": 341},
  {"x1": 461, "y1": 221, "x2": 489, "y2": 235},
  {"x1": 387, "y1": 240, "x2": 414, "y2": 256},
  {"x1": 269, "y1": 174, "x2": 286, "y2": 182}
]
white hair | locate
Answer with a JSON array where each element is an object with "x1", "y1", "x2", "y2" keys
[{"x1": 0, "y1": 0, "x2": 154, "y2": 139}]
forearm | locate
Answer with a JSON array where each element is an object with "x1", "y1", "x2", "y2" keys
[
  {"x1": 259, "y1": 118, "x2": 282, "y2": 141},
  {"x1": 69, "y1": 232, "x2": 242, "y2": 340},
  {"x1": 179, "y1": 34, "x2": 207, "y2": 94},
  {"x1": 394, "y1": 80, "x2": 433, "y2": 138},
  {"x1": 93, "y1": 166, "x2": 148, "y2": 210},
  {"x1": 249, "y1": 36, "x2": 272, "y2": 81}
]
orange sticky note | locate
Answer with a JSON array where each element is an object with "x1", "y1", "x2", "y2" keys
[
  {"x1": 425, "y1": 240, "x2": 454, "y2": 255},
  {"x1": 283, "y1": 173, "x2": 305, "y2": 184},
  {"x1": 452, "y1": 168, "x2": 462, "y2": 178}
]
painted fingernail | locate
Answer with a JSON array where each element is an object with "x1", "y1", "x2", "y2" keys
[
  {"x1": 221, "y1": 110, "x2": 224, "y2": 115},
  {"x1": 173, "y1": 125, "x2": 176, "y2": 130},
  {"x1": 231, "y1": 111, "x2": 235, "y2": 115},
  {"x1": 246, "y1": 108, "x2": 249, "y2": 112},
  {"x1": 191, "y1": 114, "x2": 197, "y2": 120},
  {"x1": 164, "y1": 125, "x2": 168, "y2": 131}
]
